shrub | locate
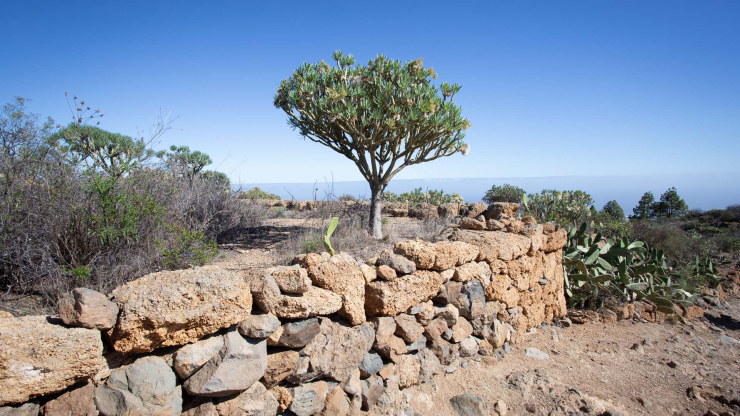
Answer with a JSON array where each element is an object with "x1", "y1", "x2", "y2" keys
[
  {"x1": 239, "y1": 187, "x2": 281, "y2": 200},
  {"x1": 524, "y1": 189, "x2": 594, "y2": 226},
  {"x1": 0, "y1": 97, "x2": 261, "y2": 305},
  {"x1": 482, "y1": 184, "x2": 525, "y2": 204}
]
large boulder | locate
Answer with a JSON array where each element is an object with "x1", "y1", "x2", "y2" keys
[
  {"x1": 94, "y1": 356, "x2": 182, "y2": 416},
  {"x1": 299, "y1": 318, "x2": 375, "y2": 383},
  {"x1": 183, "y1": 329, "x2": 267, "y2": 397},
  {"x1": 0, "y1": 315, "x2": 105, "y2": 406},
  {"x1": 449, "y1": 229, "x2": 532, "y2": 262},
  {"x1": 301, "y1": 254, "x2": 367, "y2": 325},
  {"x1": 58, "y1": 288, "x2": 119, "y2": 330},
  {"x1": 109, "y1": 266, "x2": 253, "y2": 354},
  {"x1": 366, "y1": 270, "x2": 443, "y2": 316}
]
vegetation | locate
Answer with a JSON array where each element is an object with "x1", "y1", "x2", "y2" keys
[
  {"x1": 632, "y1": 187, "x2": 688, "y2": 219},
  {"x1": 0, "y1": 97, "x2": 261, "y2": 305},
  {"x1": 239, "y1": 187, "x2": 281, "y2": 200},
  {"x1": 274, "y1": 50, "x2": 471, "y2": 238},
  {"x1": 323, "y1": 217, "x2": 339, "y2": 255},
  {"x1": 482, "y1": 183, "x2": 525, "y2": 204},
  {"x1": 524, "y1": 189, "x2": 594, "y2": 226},
  {"x1": 562, "y1": 222, "x2": 723, "y2": 313},
  {"x1": 383, "y1": 188, "x2": 463, "y2": 205}
]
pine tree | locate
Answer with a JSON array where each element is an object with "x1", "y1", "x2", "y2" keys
[{"x1": 632, "y1": 192, "x2": 655, "y2": 219}]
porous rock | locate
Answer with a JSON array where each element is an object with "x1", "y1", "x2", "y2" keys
[
  {"x1": 366, "y1": 270, "x2": 443, "y2": 316},
  {"x1": 109, "y1": 266, "x2": 252, "y2": 354},
  {"x1": 301, "y1": 254, "x2": 367, "y2": 325},
  {"x1": 268, "y1": 265, "x2": 312, "y2": 294},
  {"x1": 0, "y1": 315, "x2": 105, "y2": 406}
]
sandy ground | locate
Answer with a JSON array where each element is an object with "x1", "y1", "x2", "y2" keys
[
  {"x1": 218, "y1": 216, "x2": 740, "y2": 416},
  {"x1": 369, "y1": 298, "x2": 740, "y2": 416}
]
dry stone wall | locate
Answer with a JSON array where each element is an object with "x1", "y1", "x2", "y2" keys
[{"x1": 0, "y1": 202, "x2": 571, "y2": 415}]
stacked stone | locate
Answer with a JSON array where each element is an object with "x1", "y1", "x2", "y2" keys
[{"x1": 0, "y1": 202, "x2": 572, "y2": 415}]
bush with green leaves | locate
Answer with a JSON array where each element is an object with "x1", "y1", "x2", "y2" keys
[
  {"x1": 0, "y1": 96, "x2": 260, "y2": 306},
  {"x1": 524, "y1": 189, "x2": 594, "y2": 226},
  {"x1": 563, "y1": 223, "x2": 722, "y2": 314},
  {"x1": 383, "y1": 187, "x2": 463, "y2": 205},
  {"x1": 482, "y1": 183, "x2": 525, "y2": 204},
  {"x1": 239, "y1": 187, "x2": 281, "y2": 200}
]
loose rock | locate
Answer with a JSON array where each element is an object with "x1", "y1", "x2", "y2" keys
[{"x1": 58, "y1": 288, "x2": 119, "y2": 330}]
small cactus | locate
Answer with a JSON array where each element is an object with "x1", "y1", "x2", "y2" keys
[{"x1": 323, "y1": 217, "x2": 338, "y2": 255}]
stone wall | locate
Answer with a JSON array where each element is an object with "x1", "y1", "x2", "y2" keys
[{"x1": 0, "y1": 202, "x2": 569, "y2": 415}]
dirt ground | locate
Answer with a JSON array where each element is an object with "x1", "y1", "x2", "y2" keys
[
  {"x1": 365, "y1": 298, "x2": 740, "y2": 416},
  {"x1": 217, "y1": 216, "x2": 740, "y2": 416}
]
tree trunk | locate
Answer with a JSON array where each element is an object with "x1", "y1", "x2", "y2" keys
[{"x1": 369, "y1": 183, "x2": 384, "y2": 240}]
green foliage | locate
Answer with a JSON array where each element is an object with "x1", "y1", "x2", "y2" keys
[
  {"x1": 163, "y1": 145, "x2": 212, "y2": 184},
  {"x1": 201, "y1": 170, "x2": 230, "y2": 191},
  {"x1": 158, "y1": 225, "x2": 219, "y2": 269},
  {"x1": 562, "y1": 223, "x2": 713, "y2": 312},
  {"x1": 601, "y1": 200, "x2": 625, "y2": 221},
  {"x1": 654, "y1": 187, "x2": 688, "y2": 218},
  {"x1": 383, "y1": 188, "x2": 463, "y2": 205},
  {"x1": 632, "y1": 188, "x2": 688, "y2": 220},
  {"x1": 482, "y1": 184, "x2": 525, "y2": 204},
  {"x1": 68, "y1": 266, "x2": 92, "y2": 281},
  {"x1": 274, "y1": 50, "x2": 471, "y2": 237},
  {"x1": 323, "y1": 217, "x2": 339, "y2": 255},
  {"x1": 240, "y1": 187, "x2": 281, "y2": 200},
  {"x1": 632, "y1": 192, "x2": 655, "y2": 220},
  {"x1": 273, "y1": 206, "x2": 286, "y2": 217},
  {"x1": 524, "y1": 189, "x2": 594, "y2": 226}
]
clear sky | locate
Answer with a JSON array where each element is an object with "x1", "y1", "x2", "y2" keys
[{"x1": 2, "y1": 1, "x2": 739, "y2": 185}]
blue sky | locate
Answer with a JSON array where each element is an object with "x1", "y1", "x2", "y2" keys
[{"x1": 2, "y1": 1, "x2": 739, "y2": 185}]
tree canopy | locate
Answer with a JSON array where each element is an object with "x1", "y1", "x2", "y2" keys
[{"x1": 274, "y1": 50, "x2": 471, "y2": 238}]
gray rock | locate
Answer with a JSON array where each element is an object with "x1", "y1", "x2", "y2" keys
[
  {"x1": 459, "y1": 336, "x2": 479, "y2": 357},
  {"x1": 361, "y1": 375, "x2": 385, "y2": 411},
  {"x1": 359, "y1": 351, "x2": 385, "y2": 377},
  {"x1": 525, "y1": 347, "x2": 549, "y2": 360},
  {"x1": 58, "y1": 287, "x2": 119, "y2": 330},
  {"x1": 0, "y1": 403, "x2": 40, "y2": 416},
  {"x1": 300, "y1": 319, "x2": 375, "y2": 382},
  {"x1": 341, "y1": 368, "x2": 362, "y2": 396},
  {"x1": 406, "y1": 334, "x2": 428, "y2": 353},
  {"x1": 450, "y1": 393, "x2": 490, "y2": 416},
  {"x1": 453, "y1": 280, "x2": 486, "y2": 320},
  {"x1": 173, "y1": 334, "x2": 224, "y2": 379},
  {"x1": 184, "y1": 329, "x2": 267, "y2": 397},
  {"x1": 377, "y1": 377, "x2": 401, "y2": 408},
  {"x1": 95, "y1": 356, "x2": 182, "y2": 416},
  {"x1": 237, "y1": 314, "x2": 281, "y2": 339},
  {"x1": 377, "y1": 251, "x2": 416, "y2": 274},
  {"x1": 434, "y1": 304, "x2": 459, "y2": 327},
  {"x1": 289, "y1": 381, "x2": 328, "y2": 416},
  {"x1": 417, "y1": 348, "x2": 442, "y2": 383},
  {"x1": 267, "y1": 318, "x2": 320, "y2": 348},
  {"x1": 719, "y1": 335, "x2": 740, "y2": 346}
]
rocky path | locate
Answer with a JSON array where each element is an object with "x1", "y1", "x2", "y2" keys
[{"x1": 371, "y1": 297, "x2": 740, "y2": 416}]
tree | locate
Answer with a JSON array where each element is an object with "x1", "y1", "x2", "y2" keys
[
  {"x1": 632, "y1": 192, "x2": 655, "y2": 220},
  {"x1": 482, "y1": 184, "x2": 525, "y2": 204},
  {"x1": 655, "y1": 187, "x2": 688, "y2": 218},
  {"x1": 274, "y1": 50, "x2": 471, "y2": 238},
  {"x1": 163, "y1": 145, "x2": 212, "y2": 185},
  {"x1": 601, "y1": 200, "x2": 625, "y2": 220}
]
